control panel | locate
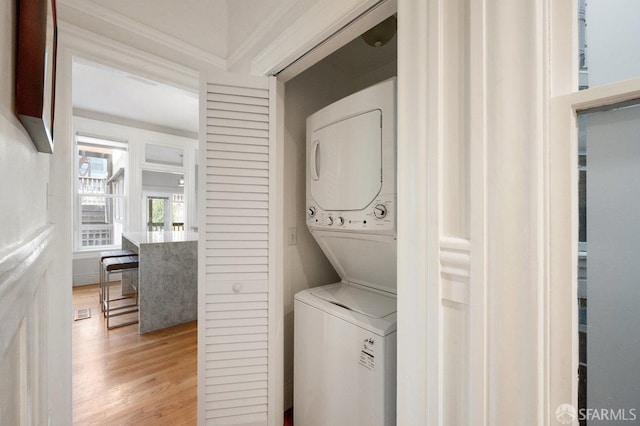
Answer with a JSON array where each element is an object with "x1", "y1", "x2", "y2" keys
[{"x1": 306, "y1": 194, "x2": 395, "y2": 234}]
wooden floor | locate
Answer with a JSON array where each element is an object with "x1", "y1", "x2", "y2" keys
[
  {"x1": 72, "y1": 284, "x2": 197, "y2": 425},
  {"x1": 284, "y1": 408, "x2": 293, "y2": 426}
]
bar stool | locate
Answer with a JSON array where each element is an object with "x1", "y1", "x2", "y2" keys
[
  {"x1": 98, "y1": 249, "x2": 137, "y2": 309},
  {"x1": 102, "y1": 255, "x2": 139, "y2": 329}
]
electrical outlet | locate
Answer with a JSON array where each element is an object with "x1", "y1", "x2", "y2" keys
[{"x1": 287, "y1": 227, "x2": 297, "y2": 245}]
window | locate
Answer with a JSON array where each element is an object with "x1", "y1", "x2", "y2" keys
[
  {"x1": 576, "y1": 102, "x2": 640, "y2": 424},
  {"x1": 145, "y1": 194, "x2": 185, "y2": 231},
  {"x1": 574, "y1": 2, "x2": 640, "y2": 419},
  {"x1": 172, "y1": 193, "x2": 185, "y2": 230},
  {"x1": 141, "y1": 170, "x2": 186, "y2": 232},
  {"x1": 549, "y1": 0, "x2": 640, "y2": 421},
  {"x1": 75, "y1": 135, "x2": 128, "y2": 250},
  {"x1": 579, "y1": 0, "x2": 640, "y2": 89}
]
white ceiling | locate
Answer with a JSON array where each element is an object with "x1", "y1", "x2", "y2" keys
[{"x1": 72, "y1": 60, "x2": 199, "y2": 135}]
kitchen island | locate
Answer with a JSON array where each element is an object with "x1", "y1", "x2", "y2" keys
[{"x1": 122, "y1": 231, "x2": 197, "y2": 334}]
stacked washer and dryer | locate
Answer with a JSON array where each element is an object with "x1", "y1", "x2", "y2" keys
[{"x1": 294, "y1": 78, "x2": 397, "y2": 426}]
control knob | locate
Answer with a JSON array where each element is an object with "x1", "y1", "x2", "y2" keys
[
  {"x1": 327, "y1": 216, "x2": 334, "y2": 226},
  {"x1": 373, "y1": 204, "x2": 388, "y2": 219},
  {"x1": 307, "y1": 206, "x2": 316, "y2": 217},
  {"x1": 337, "y1": 217, "x2": 345, "y2": 226}
]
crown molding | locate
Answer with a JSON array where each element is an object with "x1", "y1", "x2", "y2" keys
[
  {"x1": 58, "y1": 0, "x2": 227, "y2": 70},
  {"x1": 226, "y1": 0, "x2": 300, "y2": 71},
  {"x1": 58, "y1": 21, "x2": 199, "y2": 91}
]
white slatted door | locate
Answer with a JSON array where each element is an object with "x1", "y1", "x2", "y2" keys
[{"x1": 198, "y1": 70, "x2": 282, "y2": 426}]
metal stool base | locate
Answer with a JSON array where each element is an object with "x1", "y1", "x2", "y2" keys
[{"x1": 102, "y1": 255, "x2": 139, "y2": 330}]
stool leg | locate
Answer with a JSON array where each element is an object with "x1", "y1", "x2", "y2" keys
[
  {"x1": 105, "y1": 270, "x2": 111, "y2": 321},
  {"x1": 102, "y1": 264, "x2": 107, "y2": 317},
  {"x1": 106, "y1": 270, "x2": 111, "y2": 328},
  {"x1": 99, "y1": 259, "x2": 103, "y2": 310},
  {"x1": 105, "y1": 267, "x2": 140, "y2": 330}
]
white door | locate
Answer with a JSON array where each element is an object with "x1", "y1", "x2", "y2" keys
[{"x1": 198, "y1": 69, "x2": 282, "y2": 425}]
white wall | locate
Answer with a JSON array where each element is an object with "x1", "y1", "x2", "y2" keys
[
  {"x1": 282, "y1": 43, "x2": 396, "y2": 408},
  {"x1": 0, "y1": 0, "x2": 70, "y2": 423},
  {"x1": 72, "y1": 116, "x2": 197, "y2": 286}
]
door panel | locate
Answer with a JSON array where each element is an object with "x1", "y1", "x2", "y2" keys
[{"x1": 199, "y1": 70, "x2": 279, "y2": 425}]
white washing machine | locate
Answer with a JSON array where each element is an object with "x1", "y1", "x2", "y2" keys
[{"x1": 295, "y1": 78, "x2": 397, "y2": 426}]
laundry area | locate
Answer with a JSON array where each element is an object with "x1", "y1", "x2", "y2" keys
[{"x1": 281, "y1": 14, "x2": 398, "y2": 425}]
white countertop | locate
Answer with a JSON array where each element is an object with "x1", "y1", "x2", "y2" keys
[{"x1": 122, "y1": 231, "x2": 198, "y2": 246}]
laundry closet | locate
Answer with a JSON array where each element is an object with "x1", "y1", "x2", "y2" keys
[{"x1": 281, "y1": 13, "x2": 398, "y2": 416}]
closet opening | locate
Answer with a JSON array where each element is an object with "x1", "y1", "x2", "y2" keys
[{"x1": 280, "y1": 7, "x2": 398, "y2": 413}]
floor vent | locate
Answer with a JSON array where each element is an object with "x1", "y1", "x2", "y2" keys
[{"x1": 74, "y1": 308, "x2": 91, "y2": 321}]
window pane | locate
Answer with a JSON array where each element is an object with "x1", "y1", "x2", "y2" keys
[
  {"x1": 79, "y1": 194, "x2": 125, "y2": 247},
  {"x1": 579, "y1": 0, "x2": 640, "y2": 89},
  {"x1": 578, "y1": 102, "x2": 640, "y2": 421},
  {"x1": 76, "y1": 137, "x2": 127, "y2": 250},
  {"x1": 172, "y1": 194, "x2": 185, "y2": 230},
  {"x1": 147, "y1": 198, "x2": 167, "y2": 231}
]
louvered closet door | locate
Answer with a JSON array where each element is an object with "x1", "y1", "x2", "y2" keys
[{"x1": 199, "y1": 70, "x2": 281, "y2": 426}]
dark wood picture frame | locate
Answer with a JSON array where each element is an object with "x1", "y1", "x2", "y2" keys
[{"x1": 15, "y1": 0, "x2": 58, "y2": 154}]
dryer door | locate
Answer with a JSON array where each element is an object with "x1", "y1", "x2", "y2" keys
[{"x1": 309, "y1": 110, "x2": 382, "y2": 211}]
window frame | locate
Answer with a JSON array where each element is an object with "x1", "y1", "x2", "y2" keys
[
  {"x1": 549, "y1": 0, "x2": 640, "y2": 416},
  {"x1": 142, "y1": 192, "x2": 185, "y2": 232},
  {"x1": 73, "y1": 134, "x2": 129, "y2": 252}
]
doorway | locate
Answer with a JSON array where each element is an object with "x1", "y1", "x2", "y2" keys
[{"x1": 69, "y1": 56, "x2": 199, "y2": 422}]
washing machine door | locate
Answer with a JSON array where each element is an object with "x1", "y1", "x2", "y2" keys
[{"x1": 308, "y1": 109, "x2": 382, "y2": 211}]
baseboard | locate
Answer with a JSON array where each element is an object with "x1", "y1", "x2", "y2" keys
[{"x1": 72, "y1": 272, "x2": 121, "y2": 287}]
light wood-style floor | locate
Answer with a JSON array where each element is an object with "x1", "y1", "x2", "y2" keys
[{"x1": 72, "y1": 284, "x2": 197, "y2": 425}]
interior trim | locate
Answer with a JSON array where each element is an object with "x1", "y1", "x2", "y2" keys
[
  {"x1": 439, "y1": 237, "x2": 471, "y2": 279},
  {"x1": 73, "y1": 108, "x2": 199, "y2": 140},
  {"x1": 58, "y1": 22, "x2": 199, "y2": 91},
  {"x1": 57, "y1": 0, "x2": 226, "y2": 69},
  {"x1": 226, "y1": 0, "x2": 300, "y2": 70},
  {"x1": 440, "y1": 238, "x2": 471, "y2": 305},
  {"x1": 0, "y1": 226, "x2": 54, "y2": 290},
  {"x1": 0, "y1": 225, "x2": 54, "y2": 357}
]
